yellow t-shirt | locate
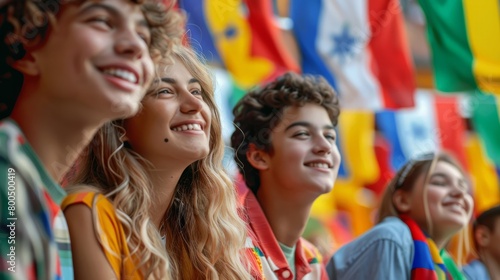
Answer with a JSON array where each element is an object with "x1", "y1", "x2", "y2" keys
[{"x1": 62, "y1": 192, "x2": 142, "y2": 279}]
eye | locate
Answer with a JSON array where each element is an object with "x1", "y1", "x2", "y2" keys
[
  {"x1": 88, "y1": 16, "x2": 113, "y2": 29},
  {"x1": 191, "y1": 88, "x2": 202, "y2": 96},
  {"x1": 293, "y1": 131, "x2": 310, "y2": 139},
  {"x1": 155, "y1": 88, "x2": 173, "y2": 96},
  {"x1": 430, "y1": 178, "x2": 447, "y2": 186},
  {"x1": 137, "y1": 29, "x2": 151, "y2": 45},
  {"x1": 325, "y1": 133, "x2": 336, "y2": 141}
]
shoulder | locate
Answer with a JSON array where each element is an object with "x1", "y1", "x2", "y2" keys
[
  {"x1": 328, "y1": 217, "x2": 413, "y2": 277},
  {"x1": 344, "y1": 217, "x2": 412, "y2": 250},
  {"x1": 463, "y1": 260, "x2": 490, "y2": 280},
  {"x1": 63, "y1": 190, "x2": 122, "y2": 235},
  {"x1": 62, "y1": 191, "x2": 113, "y2": 212}
]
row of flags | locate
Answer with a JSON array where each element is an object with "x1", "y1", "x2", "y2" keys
[
  {"x1": 174, "y1": 0, "x2": 500, "y2": 244},
  {"x1": 311, "y1": 90, "x2": 500, "y2": 246},
  {"x1": 179, "y1": 0, "x2": 416, "y2": 110},
  {"x1": 177, "y1": 0, "x2": 500, "y2": 164}
]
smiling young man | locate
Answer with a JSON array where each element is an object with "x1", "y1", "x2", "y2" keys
[
  {"x1": 231, "y1": 72, "x2": 341, "y2": 280},
  {"x1": 0, "y1": 0, "x2": 182, "y2": 278}
]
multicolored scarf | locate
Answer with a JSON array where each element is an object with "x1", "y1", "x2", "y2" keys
[{"x1": 400, "y1": 215, "x2": 452, "y2": 280}]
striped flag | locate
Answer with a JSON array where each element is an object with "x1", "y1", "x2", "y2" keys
[
  {"x1": 376, "y1": 90, "x2": 467, "y2": 170},
  {"x1": 418, "y1": 0, "x2": 500, "y2": 95},
  {"x1": 336, "y1": 111, "x2": 379, "y2": 184},
  {"x1": 289, "y1": 0, "x2": 415, "y2": 109},
  {"x1": 470, "y1": 93, "x2": 500, "y2": 165},
  {"x1": 465, "y1": 134, "x2": 500, "y2": 215}
]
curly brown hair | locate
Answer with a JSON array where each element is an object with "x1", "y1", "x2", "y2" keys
[
  {"x1": 0, "y1": 0, "x2": 184, "y2": 118},
  {"x1": 230, "y1": 72, "x2": 340, "y2": 194}
]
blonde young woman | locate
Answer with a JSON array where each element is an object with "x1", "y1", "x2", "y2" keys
[
  {"x1": 326, "y1": 152, "x2": 473, "y2": 280},
  {"x1": 62, "y1": 45, "x2": 252, "y2": 279}
]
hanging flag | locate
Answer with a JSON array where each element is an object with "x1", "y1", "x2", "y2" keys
[
  {"x1": 178, "y1": 0, "x2": 222, "y2": 65},
  {"x1": 418, "y1": 0, "x2": 500, "y2": 95},
  {"x1": 376, "y1": 90, "x2": 467, "y2": 170},
  {"x1": 180, "y1": 0, "x2": 299, "y2": 90},
  {"x1": 337, "y1": 111, "x2": 379, "y2": 184},
  {"x1": 470, "y1": 93, "x2": 500, "y2": 165},
  {"x1": 289, "y1": 0, "x2": 415, "y2": 109},
  {"x1": 465, "y1": 134, "x2": 500, "y2": 215},
  {"x1": 364, "y1": 132, "x2": 394, "y2": 197}
]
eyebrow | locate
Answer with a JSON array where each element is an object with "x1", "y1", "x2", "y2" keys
[
  {"x1": 79, "y1": 3, "x2": 149, "y2": 29},
  {"x1": 160, "y1": 77, "x2": 200, "y2": 85},
  {"x1": 284, "y1": 122, "x2": 335, "y2": 132}
]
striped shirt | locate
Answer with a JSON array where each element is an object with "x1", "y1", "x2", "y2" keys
[{"x1": 0, "y1": 119, "x2": 73, "y2": 279}]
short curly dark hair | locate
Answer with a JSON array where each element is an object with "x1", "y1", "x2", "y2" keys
[
  {"x1": 231, "y1": 72, "x2": 340, "y2": 194},
  {"x1": 0, "y1": 0, "x2": 184, "y2": 118}
]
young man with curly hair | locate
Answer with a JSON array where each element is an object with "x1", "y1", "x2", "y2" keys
[
  {"x1": 231, "y1": 72, "x2": 341, "y2": 280},
  {"x1": 0, "y1": 0, "x2": 182, "y2": 278}
]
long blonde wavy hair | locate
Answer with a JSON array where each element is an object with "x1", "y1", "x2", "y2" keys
[{"x1": 67, "y1": 45, "x2": 251, "y2": 279}]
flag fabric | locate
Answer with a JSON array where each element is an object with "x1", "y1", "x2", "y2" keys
[
  {"x1": 289, "y1": 0, "x2": 415, "y2": 109},
  {"x1": 376, "y1": 90, "x2": 467, "y2": 171},
  {"x1": 178, "y1": 0, "x2": 222, "y2": 65},
  {"x1": 364, "y1": 132, "x2": 394, "y2": 197},
  {"x1": 180, "y1": 0, "x2": 299, "y2": 90},
  {"x1": 336, "y1": 111, "x2": 379, "y2": 184},
  {"x1": 465, "y1": 134, "x2": 500, "y2": 215},
  {"x1": 418, "y1": 0, "x2": 500, "y2": 95},
  {"x1": 470, "y1": 93, "x2": 500, "y2": 165}
]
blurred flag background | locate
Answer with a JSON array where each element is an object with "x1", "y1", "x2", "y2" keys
[{"x1": 175, "y1": 0, "x2": 500, "y2": 262}]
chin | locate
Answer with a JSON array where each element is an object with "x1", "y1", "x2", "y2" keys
[{"x1": 110, "y1": 101, "x2": 140, "y2": 119}]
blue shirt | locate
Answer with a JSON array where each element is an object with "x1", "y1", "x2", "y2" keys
[
  {"x1": 326, "y1": 217, "x2": 414, "y2": 280},
  {"x1": 463, "y1": 259, "x2": 490, "y2": 280}
]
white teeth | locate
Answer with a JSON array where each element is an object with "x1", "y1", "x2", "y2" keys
[
  {"x1": 172, "y1": 123, "x2": 202, "y2": 131},
  {"x1": 307, "y1": 163, "x2": 329, "y2": 168},
  {"x1": 102, "y1": 68, "x2": 137, "y2": 84},
  {"x1": 450, "y1": 204, "x2": 464, "y2": 211}
]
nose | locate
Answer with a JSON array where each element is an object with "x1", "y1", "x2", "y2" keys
[
  {"x1": 312, "y1": 134, "x2": 332, "y2": 155},
  {"x1": 179, "y1": 90, "x2": 203, "y2": 114},
  {"x1": 449, "y1": 183, "x2": 468, "y2": 198},
  {"x1": 114, "y1": 27, "x2": 148, "y2": 59}
]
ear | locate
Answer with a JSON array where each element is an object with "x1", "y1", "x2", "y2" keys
[
  {"x1": 475, "y1": 226, "x2": 491, "y2": 248},
  {"x1": 246, "y1": 143, "x2": 270, "y2": 171},
  {"x1": 393, "y1": 189, "x2": 412, "y2": 213},
  {"x1": 11, "y1": 53, "x2": 40, "y2": 76}
]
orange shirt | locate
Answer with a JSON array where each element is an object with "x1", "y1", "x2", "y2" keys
[{"x1": 62, "y1": 192, "x2": 142, "y2": 279}]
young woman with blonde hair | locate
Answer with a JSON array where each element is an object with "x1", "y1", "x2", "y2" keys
[
  {"x1": 327, "y1": 152, "x2": 473, "y2": 279},
  {"x1": 63, "y1": 44, "x2": 252, "y2": 279}
]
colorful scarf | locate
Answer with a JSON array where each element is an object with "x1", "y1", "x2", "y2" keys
[{"x1": 400, "y1": 215, "x2": 452, "y2": 280}]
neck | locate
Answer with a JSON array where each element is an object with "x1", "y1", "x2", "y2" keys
[
  {"x1": 10, "y1": 89, "x2": 103, "y2": 183},
  {"x1": 147, "y1": 163, "x2": 188, "y2": 229},
  {"x1": 256, "y1": 182, "x2": 313, "y2": 247},
  {"x1": 480, "y1": 252, "x2": 500, "y2": 280}
]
